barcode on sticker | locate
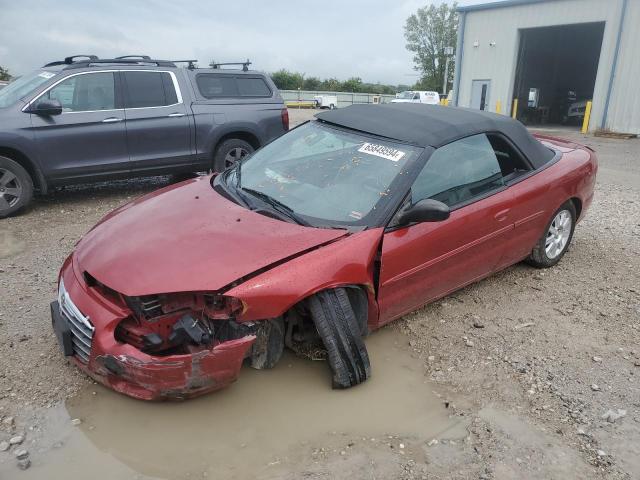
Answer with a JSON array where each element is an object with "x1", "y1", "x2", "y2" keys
[{"x1": 358, "y1": 143, "x2": 405, "y2": 162}]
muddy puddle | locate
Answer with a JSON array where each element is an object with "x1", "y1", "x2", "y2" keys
[{"x1": 4, "y1": 328, "x2": 468, "y2": 480}]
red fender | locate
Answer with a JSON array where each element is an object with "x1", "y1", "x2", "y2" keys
[{"x1": 227, "y1": 228, "x2": 384, "y2": 326}]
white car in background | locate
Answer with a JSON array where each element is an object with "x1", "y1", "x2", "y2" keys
[
  {"x1": 314, "y1": 95, "x2": 338, "y2": 109},
  {"x1": 392, "y1": 90, "x2": 440, "y2": 105}
]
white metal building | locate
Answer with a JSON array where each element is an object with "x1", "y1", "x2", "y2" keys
[{"x1": 452, "y1": 0, "x2": 640, "y2": 134}]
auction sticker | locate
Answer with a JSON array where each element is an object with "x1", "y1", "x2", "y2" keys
[{"x1": 358, "y1": 143, "x2": 405, "y2": 162}]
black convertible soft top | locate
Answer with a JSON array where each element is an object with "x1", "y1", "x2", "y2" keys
[{"x1": 315, "y1": 103, "x2": 555, "y2": 169}]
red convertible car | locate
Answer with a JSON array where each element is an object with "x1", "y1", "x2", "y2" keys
[{"x1": 52, "y1": 103, "x2": 597, "y2": 400}]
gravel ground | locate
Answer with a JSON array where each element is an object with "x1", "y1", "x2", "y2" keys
[{"x1": 0, "y1": 109, "x2": 638, "y2": 479}]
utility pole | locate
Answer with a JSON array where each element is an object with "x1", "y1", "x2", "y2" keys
[{"x1": 442, "y1": 46, "x2": 455, "y2": 96}]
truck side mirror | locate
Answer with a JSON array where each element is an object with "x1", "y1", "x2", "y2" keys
[{"x1": 27, "y1": 99, "x2": 63, "y2": 116}]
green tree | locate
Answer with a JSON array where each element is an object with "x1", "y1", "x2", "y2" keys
[
  {"x1": 341, "y1": 77, "x2": 363, "y2": 92},
  {"x1": 269, "y1": 69, "x2": 402, "y2": 94},
  {"x1": 270, "y1": 69, "x2": 304, "y2": 90},
  {"x1": 303, "y1": 76, "x2": 321, "y2": 90},
  {"x1": 319, "y1": 78, "x2": 341, "y2": 92},
  {"x1": 0, "y1": 66, "x2": 11, "y2": 81},
  {"x1": 404, "y1": 2, "x2": 458, "y2": 93}
]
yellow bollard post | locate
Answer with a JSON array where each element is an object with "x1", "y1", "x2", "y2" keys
[
  {"x1": 581, "y1": 100, "x2": 593, "y2": 134},
  {"x1": 443, "y1": 98, "x2": 449, "y2": 106},
  {"x1": 496, "y1": 100, "x2": 502, "y2": 114},
  {"x1": 511, "y1": 99, "x2": 518, "y2": 119}
]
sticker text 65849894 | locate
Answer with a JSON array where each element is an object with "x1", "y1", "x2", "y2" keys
[{"x1": 357, "y1": 143, "x2": 406, "y2": 162}]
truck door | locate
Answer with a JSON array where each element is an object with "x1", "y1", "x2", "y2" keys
[
  {"x1": 121, "y1": 70, "x2": 192, "y2": 174},
  {"x1": 29, "y1": 71, "x2": 130, "y2": 182}
]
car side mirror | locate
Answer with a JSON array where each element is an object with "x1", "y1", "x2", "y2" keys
[
  {"x1": 397, "y1": 199, "x2": 450, "y2": 225},
  {"x1": 28, "y1": 99, "x2": 62, "y2": 116}
]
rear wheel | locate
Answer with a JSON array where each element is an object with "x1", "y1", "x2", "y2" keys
[
  {"x1": 0, "y1": 156, "x2": 33, "y2": 219},
  {"x1": 527, "y1": 201, "x2": 576, "y2": 268},
  {"x1": 308, "y1": 287, "x2": 371, "y2": 389},
  {"x1": 213, "y1": 139, "x2": 254, "y2": 172}
]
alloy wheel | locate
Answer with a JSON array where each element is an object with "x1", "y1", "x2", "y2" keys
[
  {"x1": 224, "y1": 147, "x2": 250, "y2": 169},
  {"x1": 0, "y1": 168, "x2": 22, "y2": 212},
  {"x1": 545, "y1": 209, "x2": 572, "y2": 259}
]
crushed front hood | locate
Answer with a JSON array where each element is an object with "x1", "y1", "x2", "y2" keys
[{"x1": 74, "y1": 176, "x2": 348, "y2": 296}]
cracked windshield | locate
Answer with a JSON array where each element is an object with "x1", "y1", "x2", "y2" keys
[{"x1": 229, "y1": 121, "x2": 422, "y2": 224}]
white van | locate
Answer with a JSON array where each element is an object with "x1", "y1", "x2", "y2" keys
[
  {"x1": 314, "y1": 95, "x2": 338, "y2": 109},
  {"x1": 391, "y1": 91, "x2": 440, "y2": 105}
]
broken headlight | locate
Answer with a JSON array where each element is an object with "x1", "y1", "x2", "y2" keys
[
  {"x1": 125, "y1": 292, "x2": 245, "y2": 321},
  {"x1": 117, "y1": 292, "x2": 246, "y2": 354}
]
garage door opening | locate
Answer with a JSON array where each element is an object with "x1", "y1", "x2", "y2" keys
[{"x1": 512, "y1": 22, "x2": 605, "y2": 129}]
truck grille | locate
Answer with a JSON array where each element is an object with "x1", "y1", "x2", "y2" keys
[{"x1": 58, "y1": 280, "x2": 94, "y2": 363}]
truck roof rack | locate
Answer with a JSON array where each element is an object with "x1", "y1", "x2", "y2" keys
[
  {"x1": 43, "y1": 55, "x2": 177, "y2": 69},
  {"x1": 63, "y1": 58, "x2": 177, "y2": 70},
  {"x1": 171, "y1": 59, "x2": 199, "y2": 70},
  {"x1": 43, "y1": 55, "x2": 99, "y2": 67},
  {"x1": 115, "y1": 55, "x2": 151, "y2": 60},
  {"x1": 210, "y1": 59, "x2": 252, "y2": 72}
]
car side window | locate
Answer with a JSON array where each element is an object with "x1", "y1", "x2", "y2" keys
[
  {"x1": 411, "y1": 134, "x2": 504, "y2": 207},
  {"x1": 486, "y1": 134, "x2": 532, "y2": 181},
  {"x1": 43, "y1": 72, "x2": 115, "y2": 112},
  {"x1": 196, "y1": 75, "x2": 238, "y2": 98},
  {"x1": 123, "y1": 71, "x2": 179, "y2": 108},
  {"x1": 196, "y1": 74, "x2": 271, "y2": 99},
  {"x1": 237, "y1": 77, "x2": 271, "y2": 97}
]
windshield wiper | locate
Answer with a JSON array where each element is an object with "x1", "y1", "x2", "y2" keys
[
  {"x1": 240, "y1": 187, "x2": 311, "y2": 226},
  {"x1": 214, "y1": 171, "x2": 252, "y2": 209}
]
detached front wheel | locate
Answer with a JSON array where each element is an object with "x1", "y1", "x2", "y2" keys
[
  {"x1": 0, "y1": 156, "x2": 33, "y2": 219},
  {"x1": 308, "y1": 287, "x2": 371, "y2": 389},
  {"x1": 527, "y1": 201, "x2": 576, "y2": 268}
]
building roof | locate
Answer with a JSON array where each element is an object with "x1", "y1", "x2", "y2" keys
[
  {"x1": 315, "y1": 103, "x2": 554, "y2": 168},
  {"x1": 457, "y1": 0, "x2": 555, "y2": 13}
]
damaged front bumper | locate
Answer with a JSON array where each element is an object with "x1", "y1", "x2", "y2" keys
[{"x1": 52, "y1": 257, "x2": 256, "y2": 401}]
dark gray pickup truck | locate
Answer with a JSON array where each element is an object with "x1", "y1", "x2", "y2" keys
[{"x1": 0, "y1": 55, "x2": 289, "y2": 217}]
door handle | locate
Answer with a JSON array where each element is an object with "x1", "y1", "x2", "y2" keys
[
  {"x1": 168, "y1": 113, "x2": 185, "y2": 118},
  {"x1": 494, "y1": 209, "x2": 510, "y2": 222},
  {"x1": 102, "y1": 117, "x2": 123, "y2": 123}
]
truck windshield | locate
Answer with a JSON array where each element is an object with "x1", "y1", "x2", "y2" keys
[
  {"x1": 397, "y1": 91, "x2": 415, "y2": 100},
  {"x1": 221, "y1": 121, "x2": 423, "y2": 228},
  {"x1": 0, "y1": 70, "x2": 57, "y2": 108}
]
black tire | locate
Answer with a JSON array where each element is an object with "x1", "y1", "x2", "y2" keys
[
  {"x1": 0, "y1": 156, "x2": 33, "y2": 219},
  {"x1": 250, "y1": 317, "x2": 285, "y2": 370},
  {"x1": 526, "y1": 200, "x2": 576, "y2": 268},
  {"x1": 329, "y1": 104, "x2": 336, "y2": 110},
  {"x1": 308, "y1": 288, "x2": 371, "y2": 389},
  {"x1": 213, "y1": 139, "x2": 254, "y2": 172}
]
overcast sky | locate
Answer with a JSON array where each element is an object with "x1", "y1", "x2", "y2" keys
[{"x1": 0, "y1": 0, "x2": 498, "y2": 85}]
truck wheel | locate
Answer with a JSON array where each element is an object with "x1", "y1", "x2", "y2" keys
[
  {"x1": 308, "y1": 288, "x2": 371, "y2": 389},
  {"x1": 213, "y1": 139, "x2": 254, "y2": 172},
  {"x1": 329, "y1": 104, "x2": 336, "y2": 110},
  {"x1": 526, "y1": 201, "x2": 576, "y2": 268},
  {"x1": 0, "y1": 156, "x2": 33, "y2": 219}
]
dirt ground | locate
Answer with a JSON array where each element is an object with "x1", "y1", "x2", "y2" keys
[{"x1": 0, "y1": 109, "x2": 638, "y2": 479}]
